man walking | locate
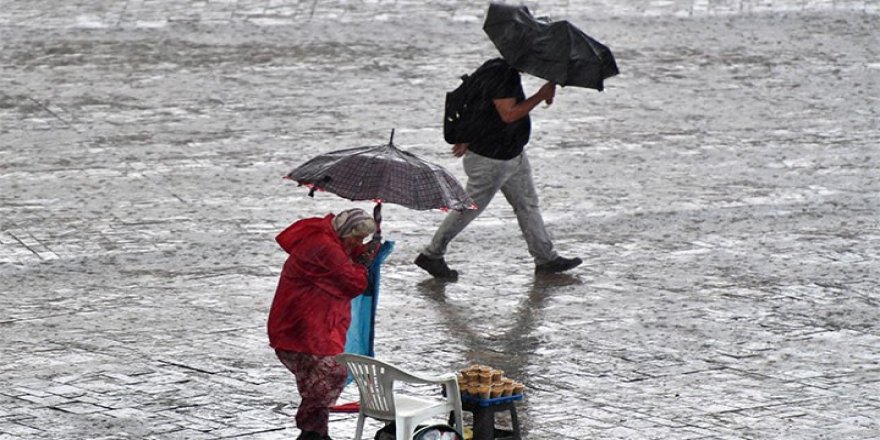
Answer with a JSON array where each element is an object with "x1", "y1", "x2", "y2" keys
[{"x1": 415, "y1": 57, "x2": 582, "y2": 280}]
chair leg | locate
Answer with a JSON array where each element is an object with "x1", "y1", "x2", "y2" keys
[
  {"x1": 396, "y1": 417, "x2": 416, "y2": 440},
  {"x1": 353, "y1": 414, "x2": 366, "y2": 440},
  {"x1": 451, "y1": 409, "x2": 464, "y2": 438}
]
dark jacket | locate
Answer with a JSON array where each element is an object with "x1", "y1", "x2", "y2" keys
[{"x1": 468, "y1": 58, "x2": 531, "y2": 160}]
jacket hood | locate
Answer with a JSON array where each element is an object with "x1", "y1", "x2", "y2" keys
[{"x1": 275, "y1": 214, "x2": 335, "y2": 254}]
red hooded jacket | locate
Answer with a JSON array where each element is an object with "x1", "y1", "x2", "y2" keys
[{"x1": 267, "y1": 214, "x2": 369, "y2": 355}]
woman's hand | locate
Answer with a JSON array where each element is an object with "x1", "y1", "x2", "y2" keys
[
  {"x1": 355, "y1": 238, "x2": 381, "y2": 267},
  {"x1": 452, "y1": 143, "x2": 469, "y2": 157}
]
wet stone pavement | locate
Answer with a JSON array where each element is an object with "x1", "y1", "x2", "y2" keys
[{"x1": 1, "y1": 0, "x2": 879, "y2": 439}]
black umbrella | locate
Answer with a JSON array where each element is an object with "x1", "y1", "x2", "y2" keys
[
  {"x1": 286, "y1": 130, "x2": 476, "y2": 238},
  {"x1": 483, "y1": 2, "x2": 619, "y2": 90}
]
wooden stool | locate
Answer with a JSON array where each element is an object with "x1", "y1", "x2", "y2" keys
[{"x1": 461, "y1": 398, "x2": 522, "y2": 440}]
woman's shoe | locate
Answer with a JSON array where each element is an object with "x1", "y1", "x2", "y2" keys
[{"x1": 296, "y1": 431, "x2": 324, "y2": 440}]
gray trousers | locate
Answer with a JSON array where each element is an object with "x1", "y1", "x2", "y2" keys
[{"x1": 422, "y1": 150, "x2": 558, "y2": 265}]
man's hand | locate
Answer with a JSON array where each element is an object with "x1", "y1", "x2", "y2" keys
[
  {"x1": 452, "y1": 143, "x2": 469, "y2": 157},
  {"x1": 494, "y1": 81, "x2": 557, "y2": 123},
  {"x1": 537, "y1": 82, "x2": 556, "y2": 105}
]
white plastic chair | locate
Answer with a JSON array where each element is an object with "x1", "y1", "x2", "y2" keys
[{"x1": 336, "y1": 353, "x2": 464, "y2": 440}]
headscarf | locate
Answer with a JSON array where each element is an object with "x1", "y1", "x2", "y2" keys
[{"x1": 332, "y1": 208, "x2": 376, "y2": 239}]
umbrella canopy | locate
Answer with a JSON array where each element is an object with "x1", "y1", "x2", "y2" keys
[
  {"x1": 483, "y1": 2, "x2": 619, "y2": 90},
  {"x1": 286, "y1": 130, "x2": 476, "y2": 212}
]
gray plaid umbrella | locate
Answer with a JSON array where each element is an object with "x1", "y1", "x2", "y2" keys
[{"x1": 286, "y1": 130, "x2": 476, "y2": 236}]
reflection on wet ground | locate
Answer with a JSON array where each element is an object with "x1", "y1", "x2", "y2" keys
[
  {"x1": 412, "y1": 273, "x2": 586, "y2": 436},
  {"x1": 417, "y1": 272, "x2": 582, "y2": 376}
]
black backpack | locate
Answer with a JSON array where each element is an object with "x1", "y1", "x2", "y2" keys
[{"x1": 442, "y1": 58, "x2": 508, "y2": 145}]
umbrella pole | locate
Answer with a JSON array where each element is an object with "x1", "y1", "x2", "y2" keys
[{"x1": 373, "y1": 202, "x2": 383, "y2": 242}]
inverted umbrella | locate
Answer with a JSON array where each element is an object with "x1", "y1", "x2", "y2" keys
[
  {"x1": 286, "y1": 129, "x2": 476, "y2": 237},
  {"x1": 483, "y1": 2, "x2": 619, "y2": 90}
]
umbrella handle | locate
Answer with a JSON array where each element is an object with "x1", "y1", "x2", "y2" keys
[{"x1": 373, "y1": 202, "x2": 383, "y2": 241}]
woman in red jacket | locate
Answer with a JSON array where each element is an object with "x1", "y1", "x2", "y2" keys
[{"x1": 268, "y1": 208, "x2": 377, "y2": 440}]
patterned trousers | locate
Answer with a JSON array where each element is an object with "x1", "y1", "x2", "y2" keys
[{"x1": 276, "y1": 350, "x2": 348, "y2": 436}]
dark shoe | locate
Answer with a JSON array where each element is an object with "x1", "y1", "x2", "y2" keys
[
  {"x1": 415, "y1": 253, "x2": 459, "y2": 280},
  {"x1": 535, "y1": 256, "x2": 582, "y2": 274},
  {"x1": 296, "y1": 431, "x2": 324, "y2": 440}
]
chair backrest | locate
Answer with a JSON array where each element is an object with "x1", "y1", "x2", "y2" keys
[
  {"x1": 337, "y1": 353, "x2": 463, "y2": 421},
  {"x1": 336, "y1": 353, "x2": 405, "y2": 420}
]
